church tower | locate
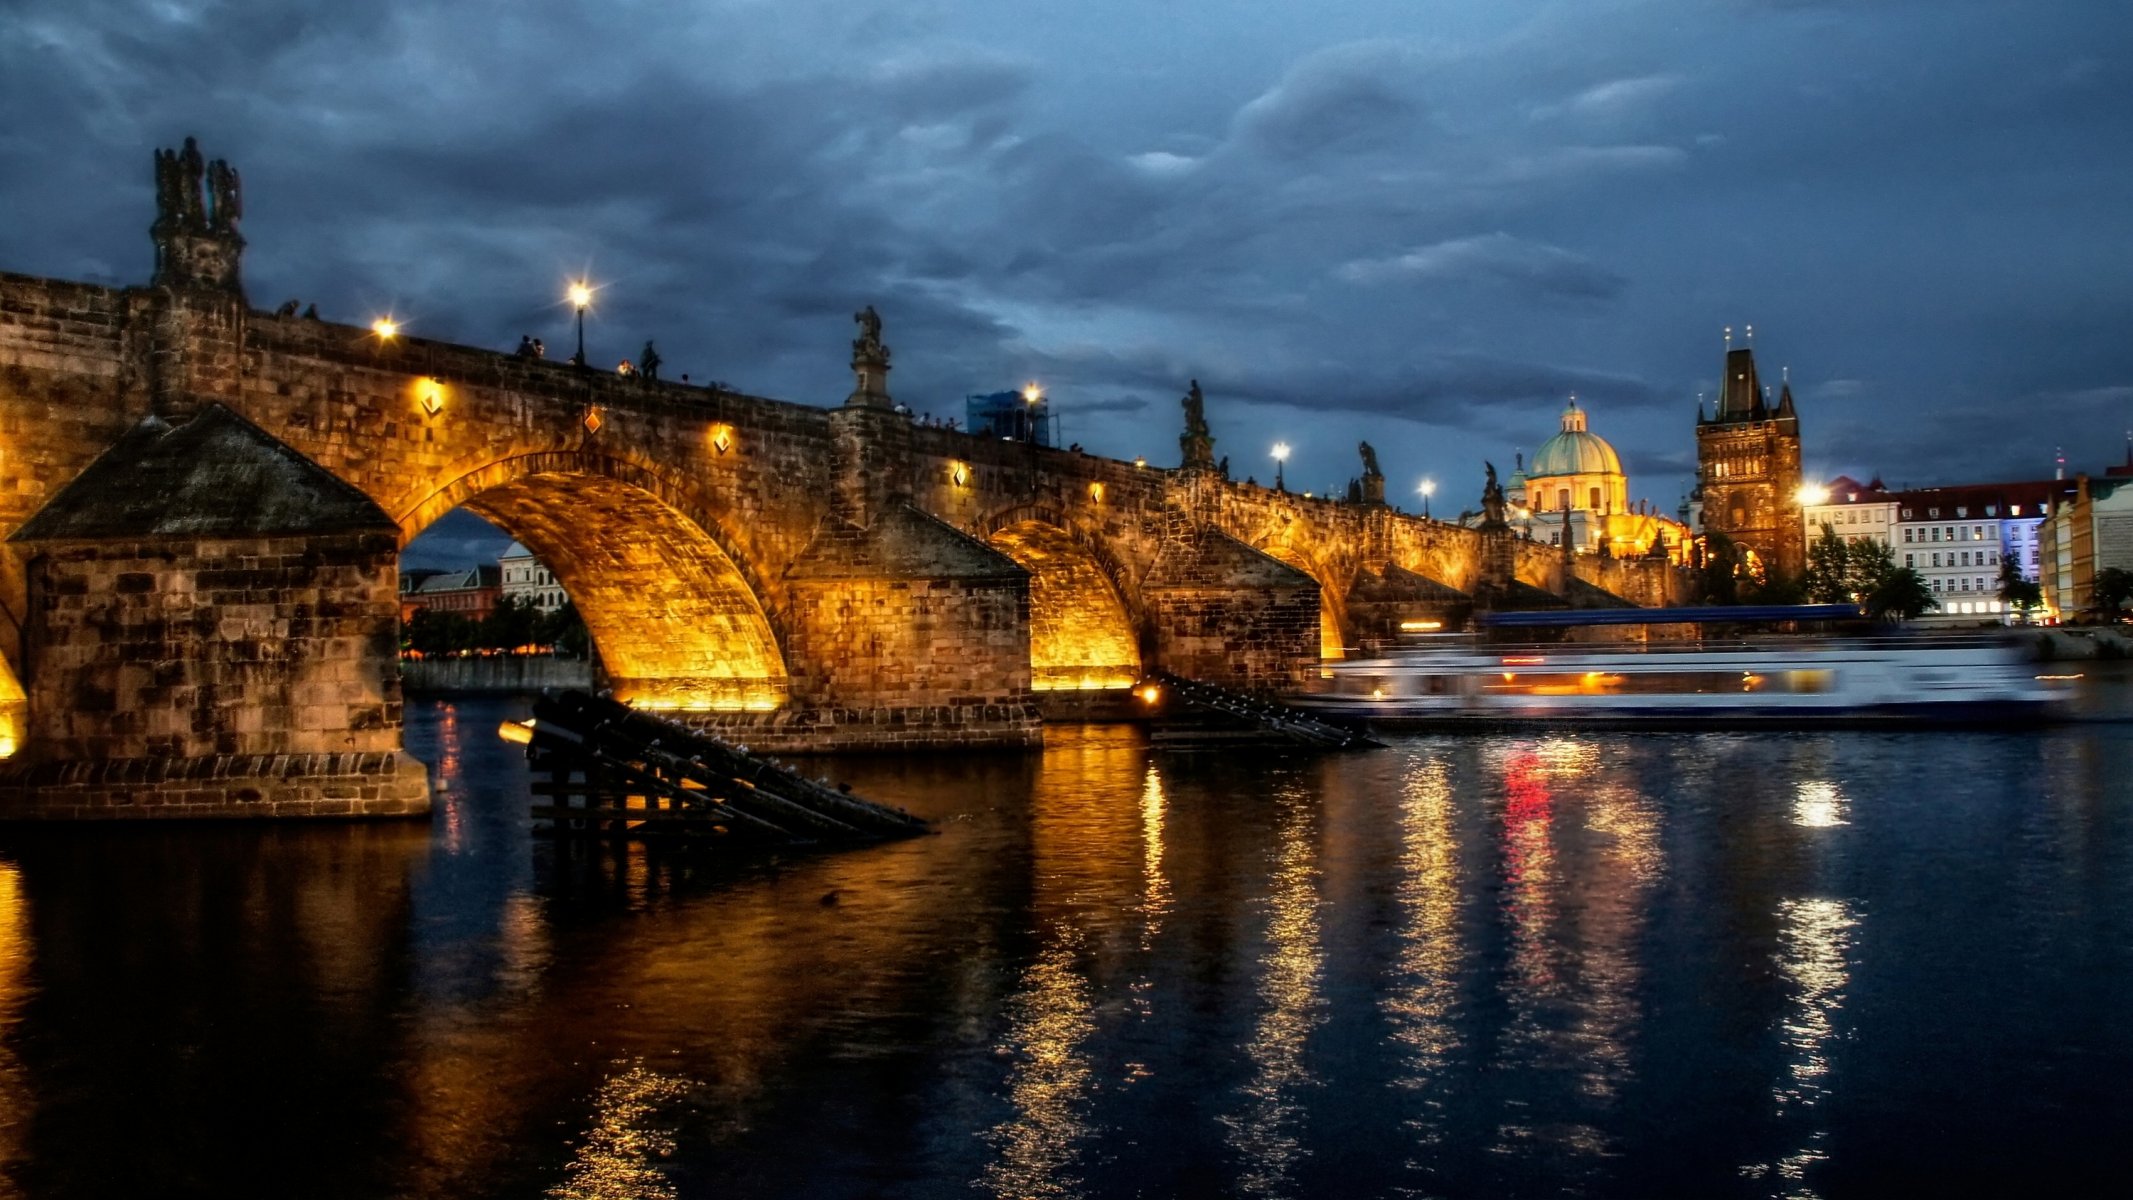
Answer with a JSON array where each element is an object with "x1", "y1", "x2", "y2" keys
[{"x1": 1693, "y1": 334, "x2": 1804, "y2": 578}]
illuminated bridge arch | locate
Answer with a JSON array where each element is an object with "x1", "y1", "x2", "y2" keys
[
  {"x1": 1247, "y1": 532, "x2": 1349, "y2": 661},
  {"x1": 978, "y1": 505, "x2": 1143, "y2": 691},
  {"x1": 402, "y1": 452, "x2": 786, "y2": 711}
]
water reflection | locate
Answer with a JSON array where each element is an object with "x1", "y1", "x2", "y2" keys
[
  {"x1": 1792, "y1": 782, "x2": 1849, "y2": 829},
  {"x1": 1222, "y1": 786, "x2": 1327, "y2": 1198},
  {"x1": 1486, "y1": 737, "x2": 1663, "y2": 1173},
  {"x1": 1742, "y1": 897, "x2": 1859, "y2": 1198},
  {"x1": 548, "y1": 1063, "x2": 693, "y2": 1200},
  {"x1": 0, "y1": 862, "x2": 31, "y2": 1185},
  {"x1": 978, "y1": 943, "x2": 1098, "y2": 1199},
  {"x1": 0, "y1": 694, "x2": 2126, "y2": 1199},
  {"x1": 1384, "y1": 752, "x2": 1461, "y2": 1162}
]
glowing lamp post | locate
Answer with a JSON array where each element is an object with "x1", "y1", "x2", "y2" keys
[
  {"x1": 1419, "y1": 477, "x2": 1435, "y2": 519},
  {"x1": 567, "y1": 281, "x2": 593, "y2": 366},
  {"x1": 370, "y1": 316, "x2": 398, "y2": 340},
  {"x1": 1272, "y1": 441, "x2": 1290, "y2": 492}
]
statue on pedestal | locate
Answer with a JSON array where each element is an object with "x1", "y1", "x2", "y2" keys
[{"x1": 1179, "y1": 379, "x2": 1216, "y2": 470}]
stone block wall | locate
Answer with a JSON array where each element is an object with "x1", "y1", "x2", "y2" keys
[
  {"x1": 24, "y1": 530, "x2": 404, "y2": 761},
  {"x1": 1146, "y1": 585, "x2": 1320, "y2": 690},
  {"x1": 781, "y1": 575, "x2": 1037, "y2": 744}
]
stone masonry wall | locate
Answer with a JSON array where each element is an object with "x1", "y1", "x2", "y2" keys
[
  {"x1": 1146, "y1": 585, "x2": 1321, "y2": 690},
  {"x1": 24, "y1": 530, "x2": 404, "y2": 761},
  {"x1": 772, "y1": 576, "x2": 1039, "y2": 748},
  {"x1": 0, "y1": 273, "x2": 150, "y2": 671}
]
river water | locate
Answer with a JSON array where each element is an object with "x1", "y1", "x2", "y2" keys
[{"x1": 2, "y1": 681, "x2": 2131, "y2": 1199}]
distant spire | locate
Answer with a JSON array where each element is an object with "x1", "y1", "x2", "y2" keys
[{"x1": 2056, "y1": 446, "x2": 2066, "y2": 481}]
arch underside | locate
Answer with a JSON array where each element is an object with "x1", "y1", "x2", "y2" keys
[
  {"x1": 1251, "y1": 539, "x2": 1346, "y2": 660},
  {"x1": 987, "y1": 520, "x2": 1141, "y2": 690},
  {"x1": 461, "y1": 472, "x2": 786, "y2": 710}
]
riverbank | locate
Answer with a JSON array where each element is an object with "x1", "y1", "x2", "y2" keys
[
  {"x1": 400, "y1": 655, "x2": 594, "y2": 695},
  {"x1": 2034, "y1": 625, "x2": 2133, "y2": 660}
]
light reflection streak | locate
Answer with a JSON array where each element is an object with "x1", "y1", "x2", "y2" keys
[
  {"x1": 547, "y1": 1063, "x2": 691, "y2": 1200},
  {"x1": 1487, "y1": 740, "x2": 1662, "y2": 1164},
  {"x1": 437, "y1": 701, "x2": 466, "y2": 855},
  {"x1": 0, "y1": 862, "x2": 30, "y2": 1175},
  {"x1": 1741, "y1": 897, "x2": 1858, "y2": 1198},
  {"x1": 1221, "y1": 790, "x2": 1327, "y2": 1198},
  {"x1": 978, "y1": 942, "x2": 1098, "y2": 1200},
  {"x1": 1792, "y1": 782, "x2": 1849, "y2": 829},
  {"x1": 1384, "y1": 756, "x2": 1461, "y2": 1156},
  {"x1": 1131, "y1": 764, "x2": 1172, "y2": 1022}
]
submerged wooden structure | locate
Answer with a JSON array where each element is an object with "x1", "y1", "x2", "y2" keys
[
  {"x1": 508, "y1": 692, "x2": 929, "y2": 844},
  {"x1": 1142, "y1": 671, "x2": 1386, "y2": 750}
]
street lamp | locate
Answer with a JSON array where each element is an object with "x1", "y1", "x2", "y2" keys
[
  {"x1": 1419, "y1": 478, "x2": 1435, "y2": 519},
  {"x1": 567, "y1": 280, "x2": 593, "y2": 366},
  {"x1": 1272, "y1": 442, "x2": 1290, "y2": 492}
]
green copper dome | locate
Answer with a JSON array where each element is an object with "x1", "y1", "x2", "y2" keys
[{"x1": 1525, "y1": 400, "x2": 1623, "y2": 478}]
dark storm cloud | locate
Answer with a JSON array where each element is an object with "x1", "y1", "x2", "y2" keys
[
  {"x1": 1339, "y1": 233, "x2": 1627, "y2": 302},
  {"x1": 3, "y1": 0, "x2": 2129, "y2": 509}
]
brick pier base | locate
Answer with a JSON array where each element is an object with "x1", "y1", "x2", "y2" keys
[{"x1": 0, "y1": 750, "x2": 431, "y2": 820}]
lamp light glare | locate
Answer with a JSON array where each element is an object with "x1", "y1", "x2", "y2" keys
[
  {"x1": 567, "y1": 281, "x2": 593, "y2": 310},
  {"x1": 371, "y1": 317, "x2": 398, "y2": 339}
]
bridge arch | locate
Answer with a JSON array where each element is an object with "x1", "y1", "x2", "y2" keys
[
  {"x1": 403, "y1": 453, "x2": 786, "y2": 711},
  {"x1": 977, "y1": 505, "x2": 1143, "y2": 691}
]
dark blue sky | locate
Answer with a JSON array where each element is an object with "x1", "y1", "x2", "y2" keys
[{"x1": 5, "y1": 0, "x2": 2129, "y2": 568}]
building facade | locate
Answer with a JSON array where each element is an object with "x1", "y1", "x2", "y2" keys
[
  {"x1": 400, "y1": 564, "x2": 501, "y2": 622},
  {"x1": 1694, "y1": 345, "x2": 1804, "y2": 578},
  {"x1": 1892, "y1": 481, "x2": 2065, "y2": 623},
  {"x1": 499, "y1": 541, "x2": 570, "y2": 613},
  {"x1": 1506, "y1": 400, "x2": 1690, "y2": 561},
  {"x1": 1800, "y1": 475, "x2": 1898, "y2": 551},
  {"x1": 2040, "y1": 474, "x2": 2133, "y2": 618}
]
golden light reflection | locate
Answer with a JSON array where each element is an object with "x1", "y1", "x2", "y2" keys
[
  {"x1": 1793, "y1": 781, "x2": 1849, "y2": 829},
  {"x1": 548, "y1": 1063, "x2": 691, "y2": 1200},
  {"x1": 0, "y1": 654, "x2": 23, "y2": 759},
  {"x1": 1222, "y1": 792, "x2": 1326, "y2": 1197},
  {"x1": 978, "y1": 943, "x2": 1097, "y2": 1199},
  {"x1": 0, "y1": 861, "x2": 32, "y2": 1169},
  {"x1": 1385, "y1": 756, "x2": 1462, "y2": 1153},
  {"x1": 1740, "y1": 897, "x2": 1859, "y2": 1195},
  {"x1": 1139, "y1": 764, "x2": 1171, "y2": 939}
]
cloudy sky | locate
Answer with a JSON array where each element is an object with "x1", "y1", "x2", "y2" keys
[{"x1": 6, "y1": 0, "x2": 2130, "y2": 566}]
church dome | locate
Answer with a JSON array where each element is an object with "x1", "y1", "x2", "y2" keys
[{"x1": 1526, "y1": 400, "x2": 1623, "y2": 478}]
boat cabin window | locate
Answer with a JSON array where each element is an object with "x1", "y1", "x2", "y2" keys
[{"x1": 1484, "y1": 670, "x2": 1838, "y2": 697}]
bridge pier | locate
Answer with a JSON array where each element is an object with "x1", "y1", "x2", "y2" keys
[
  {"x1": 1142, "y1": 530, "x2": 1321, "y2": 691},
  {"x1": 0, "y1": 407, "x2": 429, "y2": 819},
  {"x1": 724, "y1": 501, "x2": 1040, "y2": 751}
]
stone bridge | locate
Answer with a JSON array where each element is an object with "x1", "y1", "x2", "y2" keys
[{"x1": 0, "y1": 141, "x2": 1685, "y2": 818}]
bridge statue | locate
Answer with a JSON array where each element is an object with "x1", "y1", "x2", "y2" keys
[
  {"x1": 846, "y1": 305, "x2": 893, "y2": 407},
  {"x1": 1480, "y1": 461, "x2": 1508, "y2": 528},
  {"x1": 1356, "y1": 440, "x2": 1385, "y2": 505},
  {"x1": 149, "y1": 136, "x2": 244, "y2": 293},
  {"x1": 1179, "y1": 379, "x2": 1216, "y2": 470},
  {"x1": 853, "y1": 305, "x2": 888, "y2": 362}
]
